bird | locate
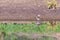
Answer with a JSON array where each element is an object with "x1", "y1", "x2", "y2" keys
[{"x1": 46, "y1": 0, "x2": 57, "y2": 26}]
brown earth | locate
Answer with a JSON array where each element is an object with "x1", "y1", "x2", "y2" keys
[
  {"x1": 0, "y1": 0, "x2": 60, "y2": 21},
  {"x1": 14, "y1": 32, "x2": 60, "y2": 40}
]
